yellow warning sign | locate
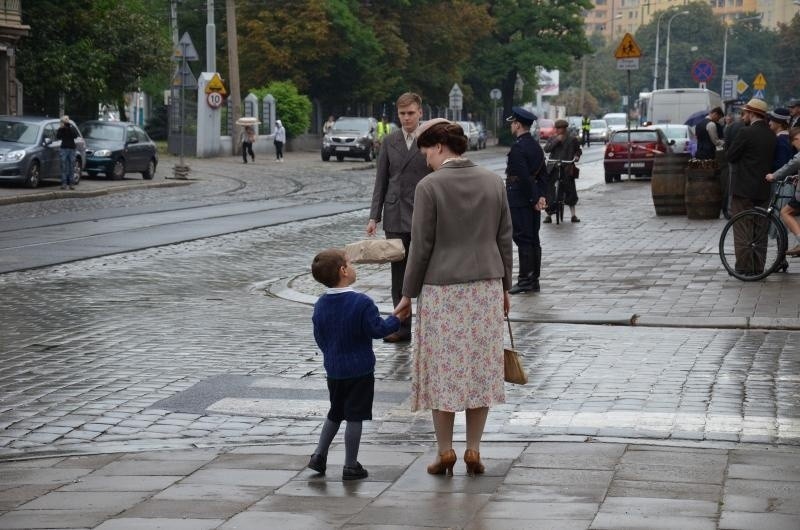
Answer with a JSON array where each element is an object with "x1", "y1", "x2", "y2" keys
[
  {"x1": 205, "y1": 73, "x2": 227, "y2": 95},
  {"x1": 614, "y1": 33, "x2": 642, "y2": 59},
  {"x1": 753, "y1": 73, "x2": 766, "y2": 90}
]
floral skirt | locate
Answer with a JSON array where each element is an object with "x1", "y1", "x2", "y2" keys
[{"x1": 411, "y1": 279, "x2": 506, "y2": 412}]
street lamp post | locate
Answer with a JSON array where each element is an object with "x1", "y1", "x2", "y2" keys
[
  {"x1": 721, "y1": 14, "x2": 763, "y2": 94},
  {"x1": 664, "y1": 10, "x2": 689, "y2": 90}
]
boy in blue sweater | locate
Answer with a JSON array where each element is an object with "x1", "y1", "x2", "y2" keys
[{"x1": 308, "y1": 248, "x2": 403, "y2": 480}]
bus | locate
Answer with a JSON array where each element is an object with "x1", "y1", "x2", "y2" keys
[
  {"x1": 647, "y1": 88, "x2": 723, "y2": 125},
  {"x1": 636, "y1": 92, "x2": 651, "y2": 125}
]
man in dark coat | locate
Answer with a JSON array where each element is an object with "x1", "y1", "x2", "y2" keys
[
  {"x1": 504, "y1": 107, "x2": 548, "y2": 294},
  {"x1": 726, "y1": 98, "x2": 777, "y2": 274},
  {"x1": 694, "y1": 107, "x2": 724, "y2": 160}
]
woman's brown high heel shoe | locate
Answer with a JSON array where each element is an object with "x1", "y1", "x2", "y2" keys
[
  {"x1": 427, "y1": 449, "x2": 457, "y2": 476},
  {"x1": 464, "y1": 449, "x2": 485, "y2": 476}
]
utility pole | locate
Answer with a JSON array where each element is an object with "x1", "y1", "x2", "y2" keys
[
  {"x1": 225, "y1": 0, "x2": 241, "y2": 156},
  {"x1": 206, "y1": 0, "x2": 215, "y2": 73}
]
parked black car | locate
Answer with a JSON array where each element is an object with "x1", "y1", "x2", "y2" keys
[
  {"x1": 321, "y1": 117, "x2": 378, "y2": 162},
  {"x1": 80, "y1": 121, "x2": 158, "y2": 180},
  {"x1": 0, "y1": 116, "x2": 86, "y2": 188}
]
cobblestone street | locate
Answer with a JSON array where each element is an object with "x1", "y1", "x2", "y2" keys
[{"x1": 0, "y1": 150, "x2": 798, "y2": 528}]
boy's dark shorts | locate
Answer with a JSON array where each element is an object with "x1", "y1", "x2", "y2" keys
[
  {"x1": 327, "y1": 373, "x2": 374, "y2": 422},
  {"x1": 788, "y1": 198, "x2": 800, "y2": 210}
]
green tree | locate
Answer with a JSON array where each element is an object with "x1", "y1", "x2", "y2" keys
[
  {"x1": 467, "y1": 0, "x2": 592, "y2": 143},
  {"x1": 252, "y1": 81, "x2": 311, "y2": 138},
  {"x1": 16, "y1": 0, "x2": 170, "y2": 120},
  {"x1": 775, "y1": 14, "x2": 800, "y2": 101}
]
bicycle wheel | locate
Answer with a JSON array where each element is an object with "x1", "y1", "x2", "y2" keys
[
  {"x1": 553, "y1": 177, "x2": 563, "y2": 224},
  {"x1": 719, "y1": 209, "x2": 787, "y2": 281}
]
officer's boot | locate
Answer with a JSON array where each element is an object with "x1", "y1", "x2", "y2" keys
[{"x1": 509, "y1": 249, "x2": 533, "y2": 294}]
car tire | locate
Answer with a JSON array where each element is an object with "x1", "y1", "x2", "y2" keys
[
  {"x1": 24, "y1": 160, "x2": 41, "y2": 188},
  {"x1": 614, "y1": 174, "x2": 622, "y2": 182},
  {"x1": 604, "y1": 172, "x2": 616, "y2": 184},
  {"x1": 336, "y1": 154, "x2": 344, "y2": 162},
  {"x1": 364, "y1": 149, "x2": 372, "y2": 162},
  {"x1": 321, "y1": 151, "x2": 330, "y2": 162},
  {"x1": 110, "y1": 158, "x2": 125, "y2": 180},
  {"x1": 142, "y1": 159, "x2": 156, "y2": 180},
  {"x1": 72, "y1": 157, "x2": 82, "y2": 185}
]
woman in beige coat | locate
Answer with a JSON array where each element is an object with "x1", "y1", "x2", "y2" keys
[{"x1": 394, "y1": 119, "x2": 513, "y2": 476}]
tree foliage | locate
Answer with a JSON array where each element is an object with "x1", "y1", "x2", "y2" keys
[
  {"x1": 252, "y1": 81, "x2": 311, "y2": 138},
  {"x1": 17, "y1": 0, "x2": 170, "y2": 120}
]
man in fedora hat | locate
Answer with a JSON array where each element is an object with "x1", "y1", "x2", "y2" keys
[
  {"x1": 504, "y1": 106, "x2": 548, "y2": 294},
  {"x1": 726, "y1": 98, "x2": 776, "y2": 274}
]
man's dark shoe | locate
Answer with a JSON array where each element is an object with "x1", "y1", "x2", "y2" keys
[
  {"x1": 383, "y1": 331, "x2": 410, "y2": 343},
  {"x1": 543, "y1": 216, "x2": 552, "y2": 224},
  {"x1": 509, "y1": 282, "x2": 532, "y2": 295},
  {"x1": 531, "y1": 279, "x2": 540, "y2": 292},
  {"x1": 308, "y1": 453, "x2": 326, "y2": 474},
  {"x1": 571, "y1": 216, "x2": 580, "y2": 223},
  {"x1": 342, "y1": 462, "x2": 368, "y2": 481}
]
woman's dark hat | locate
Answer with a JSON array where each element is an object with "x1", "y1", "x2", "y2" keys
[
  {"x1": 768, "y1": 108, "x2": 791, "y2": 124},
  {"x1": 505, "y1": 106, "x2": 537, "y2": 126}
]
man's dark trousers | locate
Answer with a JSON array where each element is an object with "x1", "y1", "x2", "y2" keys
[
  {"x1": 386, "y1": 231, "x2": 412, "y2": 336},
  {"x1": 510, "y1": 206, "x2": 541, "y2": 288}
]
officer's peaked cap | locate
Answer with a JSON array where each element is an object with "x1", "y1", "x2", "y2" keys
[{"x1": 505, "y1": 106, "x2": 537, "y2": 126}]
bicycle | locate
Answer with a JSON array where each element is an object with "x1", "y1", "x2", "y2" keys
[
  {"x1": 545, "y1": 156, "x2": 578, "y2": 225},
  {"x1": 718, "y1": 175, "x2": 797, "y2": 281}
]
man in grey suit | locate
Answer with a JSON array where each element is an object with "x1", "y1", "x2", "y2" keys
[
  {"x1": 367, "y1": 92, "x2": 430, "y2": 342},
  {"x1": 727, "y1": 98, "x2": 777, "y2": 275}
]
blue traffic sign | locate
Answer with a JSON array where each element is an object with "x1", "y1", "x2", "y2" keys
[
  {"x1": 753, "y1": 89, "x2": 765, "y2": 99},
  {"x1": 691, "y1": 60, "x2": 715, "y2": 83}
]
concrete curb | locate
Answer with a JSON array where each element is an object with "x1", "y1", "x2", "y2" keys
[
  {"x1": 267, "y1": 276, "x2": 800, "y2": 331},
  {"x1": 0, "y1": 178, "x2": 194, "y2": 206}
]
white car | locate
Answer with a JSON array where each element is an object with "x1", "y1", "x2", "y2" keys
[
  {"x1": 602, "y1": 112, "x2": 629, "y2": 134},
  {"x1": 588, "y1": 119, "x2": 609, "y2": 143},
  {"x1": 651, "y1": 124, "x2": 692, "y2": 155}
]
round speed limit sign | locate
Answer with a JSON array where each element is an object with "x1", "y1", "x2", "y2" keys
[{"x1": 206, "y1": 92, "x2": 224, "y2": 109}]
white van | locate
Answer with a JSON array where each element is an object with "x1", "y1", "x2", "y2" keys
[{"x1": 648, "y1": 88, "x2": 723, "y2": 125}]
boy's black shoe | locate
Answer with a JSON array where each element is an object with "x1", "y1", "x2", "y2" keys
[
  {"x1": 308, "y1": 453, "x2": 326, "y2": 474},
  {"x1": 342, "y1": 462, "x2": 368, "y2": 481}
]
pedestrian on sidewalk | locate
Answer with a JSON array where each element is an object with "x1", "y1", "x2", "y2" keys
[
  {"x1": 366, "y1": 92, "x2": 429, "y2": 343},
  {"x1": 394, "y1": 119, "x2": 512, "y2": 477},
  {"x1": 694, "y1": 107, "x2": 724, "y2": 161},
  {"x1": 240, "y1": 125, "x2": 255, "y2": 164},
  {"x1": 56, "y1": 116, "x2": 79, "y2": 190},
  {"x1": 543, "y1": 119, "x2": 582, "y2": 224},
  {"x1": 504, "y1": 107, "x2": 548, "y2": 294},
  {"x1": 308, "y1": 248, "x2": 403, "y2": 480},
  {"x1": 274, "y1": 120, "x2": 286, "y2": 161},
  {"x1": 727, "y1": 98, "x2": 776, "y2": 274},
  {"x1": 766, "y1": 127, "x2": 800, "y2": 256}
]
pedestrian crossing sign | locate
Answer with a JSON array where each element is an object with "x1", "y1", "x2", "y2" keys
[{"x1": 614, "y1": 33, "x2": 642, "y2": 59}]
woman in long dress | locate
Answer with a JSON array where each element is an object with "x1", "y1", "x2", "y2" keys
[{"x1": 394, "y1": 119, "x2": 513, "y2": 476}]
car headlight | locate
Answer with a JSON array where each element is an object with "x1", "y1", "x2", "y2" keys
[
  {"x1": 5, "y1": 149, "x2": 26, "y2": 161},
  {"x1": 93, "y1": 149, "x2": 112, "y2": 157}
]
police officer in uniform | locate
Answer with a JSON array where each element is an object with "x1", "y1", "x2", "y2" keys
[{"x1": 505, "y1": 107, "x2": 548, "y2": 294}]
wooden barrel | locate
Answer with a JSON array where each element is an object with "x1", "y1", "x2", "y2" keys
[
  {"x1": 651, "y1": 153, "x2": 689, "y2": 215},
  {"x1": 685, "y1": 161, "x2": 722, "y2": 219}
]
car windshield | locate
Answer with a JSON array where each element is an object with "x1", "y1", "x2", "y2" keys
[
  {"x1": 457, "y1": 121, "x2": 473, "y2": 133},
  {"x1": 81, "y1": 123, "x2": 124, "y2": 141},
  {"x1": 611, "y1": 131, "x2": 659, "y2": 143},
  {"x1": 590, "y1": 120, "x2": 607, "y2": 128},
  {"x1": 540, "y1": 119, "x2": 554, "y2": 128},
  {"x1": 0, "y1": 121, "x2": 39, "y2": 144},
  {"x1": 332, "y1": 119, "x2": 369, "y2": 134},
  {"x1": 605, "y1": 116, "x2": 627, "y2": 126}
]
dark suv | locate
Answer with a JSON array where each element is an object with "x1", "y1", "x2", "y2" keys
[{"x1": 321, "y1": 117, "x2": 378, "y2": 162}]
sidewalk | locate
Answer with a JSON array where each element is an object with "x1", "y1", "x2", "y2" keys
[
  {"x1": 1, "y1": 149, "x2": 799, "y2": 529},
  {"x1": 1, "y1": 439, "x2": 798, "y2": 529}
]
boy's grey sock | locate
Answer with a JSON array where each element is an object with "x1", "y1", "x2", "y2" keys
[
  {"x1": 344, "y1": 421, "x2": 363, "y2": 466},
  {"x1": 315, "y1": 418, "x2": 340, "y2": 457}
]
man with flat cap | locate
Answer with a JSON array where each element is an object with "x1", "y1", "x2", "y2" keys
[
  {"x1": 788, "y1": 99, "x2": 800, "y2": 130},
  {"x1": 504, "y1": 106, "x2": 548, "y2": 294}
]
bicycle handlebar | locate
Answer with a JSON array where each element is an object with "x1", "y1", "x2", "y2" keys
[{"x1": 545, "y1": 157, "x2": 579, "y2": 165}]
